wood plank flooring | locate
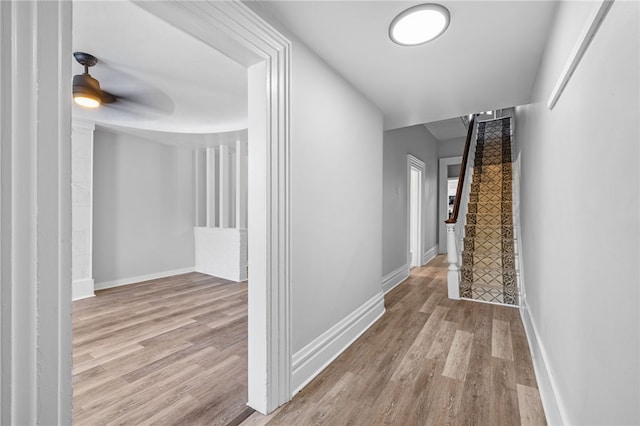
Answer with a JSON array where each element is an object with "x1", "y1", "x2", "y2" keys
[
  {"x1": 74, "y1": 255, "x2": 545, "y2": 425},
  {"x1": 73, "y1": 272, "x2": 254, "y2": 426},
  {"x1": 243, "y1": 255, "x2": 546, "y2": 426}
]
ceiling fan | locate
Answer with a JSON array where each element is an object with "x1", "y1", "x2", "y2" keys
[
  {"x1": 72, "y1": 52, "x2": 118, "y2": 108},
  {"x1": 71, "y1": 51, "x2": 174, "y2": 122}
]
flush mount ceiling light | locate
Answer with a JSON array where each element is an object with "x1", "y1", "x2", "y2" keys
[{"x1": 389, "y1": 3, "x2": 450, "y2": 46}]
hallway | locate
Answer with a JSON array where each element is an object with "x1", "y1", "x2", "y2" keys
[{"x1": 245, "y1": 255, "x2": 546, "y2": 425}]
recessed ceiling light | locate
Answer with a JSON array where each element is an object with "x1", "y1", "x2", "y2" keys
[{"x1": 389, "y1": 3, "x2": 450, "y2": 46}]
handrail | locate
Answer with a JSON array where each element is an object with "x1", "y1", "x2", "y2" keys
[{"x1": 445, "y1": 113, "x2": 477, "y2": 224}]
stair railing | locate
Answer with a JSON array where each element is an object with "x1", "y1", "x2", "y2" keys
[{"x1": 444, "y1": 113, "x2": 478, "y2": 299}]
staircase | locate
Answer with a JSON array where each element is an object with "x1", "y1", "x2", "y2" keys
[{"x1": 460, "y1": 117, "x2": 518, "y2": 305}]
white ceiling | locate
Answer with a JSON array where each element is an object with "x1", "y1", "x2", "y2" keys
[
  {"x1": 256, "y1": 1, "x2": 558, "y2": 130},
  {"x1": 424, "y1": 116, "x2": 468, "y2": 141},
  {"x1": 72, "y1": 1, "x2": 557, "y2": 135},
  {"x1": 72, "y1": 1, "x2": 247, "y2": 134}
]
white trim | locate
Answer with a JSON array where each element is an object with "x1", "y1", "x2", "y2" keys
[
  {"x1": 72, "y1": 279, "x2": 95, "y2": 301},
  {"x1": 382, "y1": 263, "x2": 410, "y2": 294},
  {"x1": 422, "y1": 244, "x2": 438, "y2": 266},
  {"x1": 291, "y1": 292, "x2": 385, "y2": 395},
  {"x1": 1, "y1": 2, "x2": 73, "y2": 423},
  {"x1": 71, "y1": 119, "x2": 96, "y2": 302},
  {"x1": 205, "y1": 147, "x2": 217, "y2": 227},
  {"x1": 438, "y1": 156, "x2": 462, "y2": 254},
  {"x1": 94, "y1": 267, "x2": 195, "y2": 291},
  {"x1": 132, "y1": 1, "x2": 291, "y2": 414},
  {"x1": 520, "y1": 298, "x2": 567, "y2": 426},
  {"x1": 510, "y1": 110, "x2": 525, "y2": 303},
  {"x1": 547, "y1": 0, "x2": 614, "y2": 109}
]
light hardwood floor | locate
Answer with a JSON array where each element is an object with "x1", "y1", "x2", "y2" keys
[
  {"x1": 74, "y1": 256, "x2": 546, "y2": 425},
  {"x1": 73, "y1": 272, "x2": 254, "y2": 425},
  {"x1": 243, "y1": 255, "x2": 546, "y2": 426}
]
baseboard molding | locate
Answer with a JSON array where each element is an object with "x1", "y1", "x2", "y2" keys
[
  {"x1": 382, "y1": 263, "x2": 410, "y2": 294},
  {"x1": 421, "y1": 244, "x2": 438, "y2": 266},
  {"x1": 94, "y1": 267, "x2": 195, "y2": 291},
  {"x1": 72, "y1": 278, "x2": 95, "y2": 301},
  {"x1": 291, "y1": 291, "x2": 385, "y2": 395},
  {"x1": 520, "y1": 298, "x2": 567, "y2": 425}
]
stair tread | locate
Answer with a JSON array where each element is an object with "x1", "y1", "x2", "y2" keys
[
  {"x1": 467, "y1": 200, "x2": 511, "y2": 204},
  {"x1": 462, "y1": 251, "x2": 514, "y2": 257},
  {"x1": 461, "y1": 266, "x2": 517, "y2": 273},
  {"x1": 464, "y1": 237, "x2": 515, "y2": 241},
  {"x1": 466, "y1": 224, "x2": 516, "y2": 228}
]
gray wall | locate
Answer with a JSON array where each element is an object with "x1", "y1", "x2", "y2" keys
[
  {"x1": 289, "y1": 38, "x2": 384, "y2": 354},
  {"x1": 93, "y1": 127, "x2": 196, "y2": 284},
  {"x1": 437, "y1": 137, "x2": 465, "y2": 159},
  {"x1": 382, "y1": 125, "x2": 439, "y2": 277},
  {"x1": 514, "y1": 1, "x2": 639, "y2": 424}
]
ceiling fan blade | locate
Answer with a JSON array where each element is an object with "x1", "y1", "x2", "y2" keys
[{"x1": 101, "y1": 90, "x2": 117, "y2": 104}]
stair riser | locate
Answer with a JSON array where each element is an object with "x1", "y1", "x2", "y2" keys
[
  {"x1": 462, "y1": 252, "x2": 516, "y2": 270},
  {"x1": 467, "y1": 203, "x2": 513, "y2": 215},
  {"x1": 463, "y1": 239, "x2": 515, "y2": 253},
  {"x1": 465, "y1": 225, "x2": 514, "y2": 240},
  {"x1": 466, "y1": 214, "x2": 514, "y2": 226}
]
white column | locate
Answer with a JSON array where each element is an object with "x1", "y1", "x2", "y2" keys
[
  {"x1": 446, "y1": 223, "x2": 461, "y2": 299},
  {"x1": 193, "y1": 149, "x2": 208, "y2": 227},
  {"x1": 206, "y1": 147, "x2": 217, "y2": 227},
  {"x1": 219, "y1": 144, "x2": 230, "y2": 228},
  {"x1": 236, "y1": 139, "x2": 247, "y2": 229},
  {"x1": 71, "y1": 119, "x2": 95, "y2": 300}
]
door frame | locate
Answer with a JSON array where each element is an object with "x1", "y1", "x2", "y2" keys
[
  {"x1": 131, "y1": 1, "x2": 292, "y2": 414},
  {"x1": 407, "y1": 154, "x2": 426, "y2": 267}
]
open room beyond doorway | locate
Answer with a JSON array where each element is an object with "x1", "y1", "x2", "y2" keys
[
  {"x1": 70, "y1": 1, "x2": 252, "y2": 422},
  {"x1": 70, "y1": 0, "x2": 292, "y2": 420}
]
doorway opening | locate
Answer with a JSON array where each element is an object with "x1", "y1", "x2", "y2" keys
[
  {"x1": 408, "y1": 155, "x2": 426, "y2": 268},
  {"x1": 69, "y1": 0, "x2": 292, "y2": 419}
]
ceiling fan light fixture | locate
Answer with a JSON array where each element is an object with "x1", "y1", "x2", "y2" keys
[
  {"x1": 73, "y1": 73, "x2": 102, "y2": 108},
  {"x1": 73, "y1": 74, "x2": 102, "y2": 108},
  {"x1": 72, "y1": 52, "x2": 106, "y2": 108},
  {"x1": 389, "y1": 3, "x2": 450, "y2": 46},
  {"x1": 74, "y1": 95, "x2": 101, "y2": 108}
]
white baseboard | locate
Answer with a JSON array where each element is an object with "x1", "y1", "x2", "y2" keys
[
  {"x1": 291, "y1": 291, "x2": 385, "y2": 395},
  {"x1": 520, "y1": 298, "x2": 567, "y2": 425},
  {"x1": 94, "y1": 267, "x2": 195, "y2": 291},
  {"x1": 422, "y1": 244, "x2": 438, "y2": 266},
  {"x1": 382, "y1": 263, "x2": 410, "y2": 294},
  {"x1": 72, "y1": 278, "x2": 95, "y2": 301}
]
